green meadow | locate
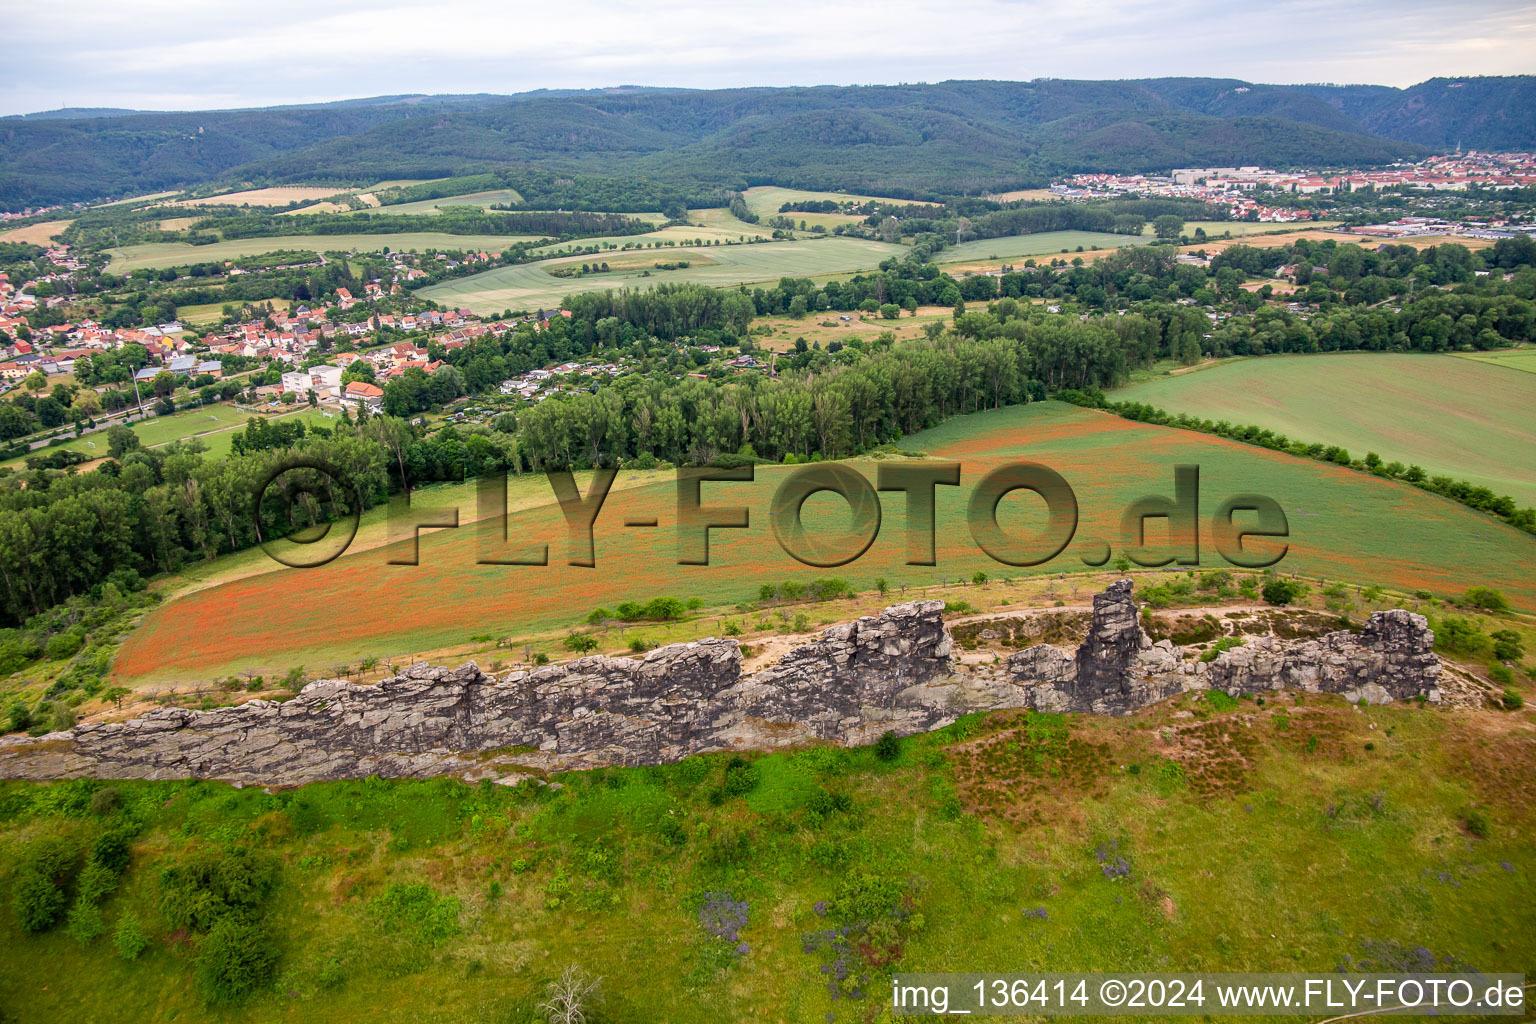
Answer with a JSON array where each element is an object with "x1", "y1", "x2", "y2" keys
[
  {"x1": 1115, "y1": 353, "x2": 1536, "y2": 507},
  {"x1": 105, "y1": 234, "x2": 547, "y2": 272},
  {"x1": 419, "y1": 236, "x2": 907, "y2": 314},
  {"x1": 0, "y1": 694, "x2": 1529, "y2": 1023},
  {"x1": 937, "y1": 230, "x2": 1155, "y2": 265},
  {"x1": 2, "y1": 406, "x2": 331, "y2": 470}
]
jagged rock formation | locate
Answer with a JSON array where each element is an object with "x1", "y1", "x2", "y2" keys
[
  {"x1": 1009, "y1": 580, "x2": 1441, "y2": 714},
  {"x1": 0, "y1": 583, "x2": 1444, "y2": 785},
  {"x1": 0, "y1": 601, "x2": 993, "y2": 785}
]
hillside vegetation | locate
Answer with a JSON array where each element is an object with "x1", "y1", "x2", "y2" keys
[
  {"x1": 0, "y1": 692, "x2": 1529, "y2": 1023},
  {"x1": 8, "y1": 76, "x2": 1517, "y2": 210}
]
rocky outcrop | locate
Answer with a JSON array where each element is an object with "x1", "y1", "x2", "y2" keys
[
  {"x1": 0, "y1": 584, "x2": 1446, "y2": 785},
  {"x1": 1009, "y1": 580, "x2": 1441, "y2": 713},
  {"x1": 0, "y1": 601, "x2": 998, "y2": 785}
]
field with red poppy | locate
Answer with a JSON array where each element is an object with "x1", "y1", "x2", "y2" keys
[{"x1": 114, "y1": 402, "x2": 1536, "y2": 684}]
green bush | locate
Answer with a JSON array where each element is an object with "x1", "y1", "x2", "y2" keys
[
  {"x1": 1463, "y1": 586, "x2": 1509, "y2": 612},
  {"x1": 1262, "y1": 578, "x2": 1302, "y2": 606},
  {"x1": 1500, "y1": 686, "x2": 1524, "y2": 711},
  {"x1": 1435, "y1": 616, "x2": 1488, "y2": 656},
  {"x1": 195, "y1": 918, "x2": 278, "y2": 1005},
  {"x1": 830, "y1": 873, "x2": 902, "y2": 922},
  {"x1": 114, "y1": 914, "x2": 149, "y2": 960},
  {"x1": 370, "y1": 882, "x2": 462, "y2": 945},
  {"x1": 11, "y1": 835, "x2": 78, "y2": 933},
  {"x1": 722, "y1": 756, "x2": 760, "y2": 796},
  {"x1": 873, "y1": 731, "x2": 901, "y2": 762},
  {"x1": 159, "y1": 845, "x2": 278, "y2": 934}
]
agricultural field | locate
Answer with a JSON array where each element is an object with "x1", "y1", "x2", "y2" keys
[
  {"x1": 105, "y1": 233, "x2": 546, "y2": 272},
  {"x1": 1115, "y1": 353, "x2": 1536, "y2": 506},
  {"x1": 1456, "y1": 346, "x2": 1536, "y2": 376},
  {"x1": 1, "y1": 692, "x2": 1530, "y2": 1022},
  {"x1": 750, "y1": 305, "x2": 954, "y2": 352},
  {"x1": 168, "y1": 187, "x2": 353, "y2": 208},
  {"x1": 530, "y1": 209, "x2": 768, "y2": 257},
  {"x1": 113, "y1": 401, "x2": 1536, "y2": 684},
  {"x1": 937, "y1": 230, "x2": 1154, "y2": 268},
  {"x1": 366, "y1": 189, "x2": 525, "y2": 216},
  {"x1": 0, "y1": 219, "x2": 71, "y2": 245},
  {"x1": 740, "y1": 187, "x2": 900, "y2": 230},
  {"x1": 420, "y1": 236, "x2": 907, "y2": 314},
  {"x1": 1165, "y1": 220, "x2": 1341, "y2": 239},
  {"x1": 986, "y1": 188, "x2": 1059, "y2": 202}
]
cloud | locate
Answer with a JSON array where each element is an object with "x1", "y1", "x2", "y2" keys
[{"x1": 1, "y1": 0, "x2": 1532, "y2": 114}]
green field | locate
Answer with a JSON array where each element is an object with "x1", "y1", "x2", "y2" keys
[
  {"x1": 938, "y1": 230, "x2": 1155, "y2": 265},
  {"x1": 1115, "y1": 353, "x2": 1536, "y2": 507},
  {"x1": 365, "y1": 189, "x2": 526, "y2": 216},
  {"x1": 1161, "y1": 220, "x2": 1342, "y2": 240},
  {"x1": 419, "y1": 236, "x2": 908, "y2": 313},
  {"x1": 3, "y1": 406, "x2": 329, "y2": 469},
  {"x1": 1455, "y1": 346, "x2": 1536, "y2": 376},
  {"x1": 105, "y1": 234, "x2": 547, "y2": 272},
  {"x1": 114, "y1": 401, "x2": 1536, "y2": 683}
]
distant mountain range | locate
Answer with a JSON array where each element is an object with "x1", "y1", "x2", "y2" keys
[{"x1": 2, "y1": 76, "x2": 1532, "y2": 211}]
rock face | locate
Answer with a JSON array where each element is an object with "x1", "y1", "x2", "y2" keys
[
  {"x1": 0, "y1": 601, "x2": 990, "y2": 785},
  {"x1": 1010, "y1": 580, "x2": 1188, "y2": 714},
  {"x1": 1009, "y1": 580, "x2": 1441, "y2": 714},
  {"x1": 0, "y1": 584, "x2": 1445, "y2": 786}
]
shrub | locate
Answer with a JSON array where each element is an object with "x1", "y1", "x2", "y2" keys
[
  {"x1": 1200, "y1": 637, "x2": 1245, "y2": 663},
  {"x1": 195, "y1": 918, "x2": 278, "y2": 1005},
  {"x1": 628, "y1": 637, "x2": 651, "y2": 654},
  {"x1": 1435, "y1": 616, "x2": 1488, "y2": 656},
  {"x1": 1463, "y1": 587, "x2": 1509, "y2": 612},
  {"x1": 830, "y1": 873, "x2": 902, "y2": 922},
  {"x1": 114, "y1": 914, "x2": 149, "y2": 960},
  {"x1": 159, "y1": 845, "x2": 278, "y2": 934},
  {"x1": 722, "y1": 755, "x2": 760, "y2": 796},
  {"x1": 65, "y1": 902, "x2": 105, "y2": 946},
  {"x1": 1500, "y1": 686, "x2": 1524, "y2": 711},
  {"x1": 11, "y1": 835, "x2": 78, "y2": 933},
  {"x1": 1206, "y1": 690, "x2": 1241, "y2": 712},
  {"x1": 1462, "y1": 808, "x2": 1491, "y2": 839},
  {"x1": 370, "y1": 882, "x2": 462, "y2": 945},
  {"x1": 1490, "y1": 630, "x2": 1524, "y2": 663},
  {"x1": 873, "y1": 731, "x2": 901, "y2": 762},
  {"x1": 562, "y1": 632, "x2": 598, "y2": 653},
  {"x1": 1262, "y1": 578, "x2": 1302, "y2": 606}
]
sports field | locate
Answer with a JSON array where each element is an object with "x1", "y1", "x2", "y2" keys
[
  {"x1": 105, "y1": 233, "x2": 546, "y2": 271},
  {"x1": 113, "y1": 401, "x2": 1536, "y2": 683},
  {"x1": 937, "y1": 230, "x2": 1154, "y2": 266},
  {"x1": 419, "y1": 236, "x2": 907, "y2": 313},
  {"x1": 1115, "y1": 353, "x2": 1536, "y2": 507}
]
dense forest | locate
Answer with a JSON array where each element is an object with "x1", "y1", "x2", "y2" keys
[{"x1": 12, "y1": 76, "x2": 1535, "y2": 210}]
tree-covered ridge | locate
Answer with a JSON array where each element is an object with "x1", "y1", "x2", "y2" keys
[{"x1": 11, "y1": 76, "x2": 1528, "y2": 211}]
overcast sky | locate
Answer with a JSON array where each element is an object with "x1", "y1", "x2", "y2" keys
[{"x1": 3, "y1": 0, "x2": 1533, "y2": 115}]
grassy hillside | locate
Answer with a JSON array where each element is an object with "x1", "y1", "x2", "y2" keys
[
  {"x1": 1114, "y1": 354, "x2": 1536, "y2": 507},
  {"x1": 111, "y1": 402, "x2": 1536, "y2": 684},
  {"x1": 0, "y1": 692, "x2": 1529, "y2": 1022}
]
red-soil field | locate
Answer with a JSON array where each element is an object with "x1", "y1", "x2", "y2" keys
[{"x1": 115, "y1": 402, "x2": 1536, "y2": 683}]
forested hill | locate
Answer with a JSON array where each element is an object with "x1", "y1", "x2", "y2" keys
[{"x1": 2, "y1": 75, "x2": 1531, "y2": 210}]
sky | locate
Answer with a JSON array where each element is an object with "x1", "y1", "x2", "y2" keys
[{"x1": 2, "y1": 0, "x2": 1534, "y2": 115}]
